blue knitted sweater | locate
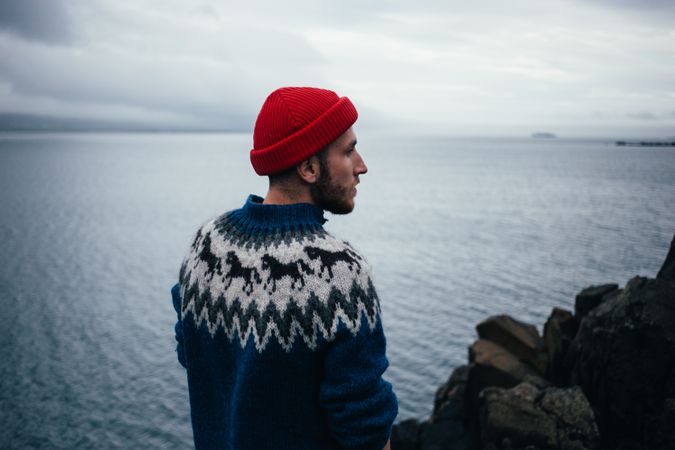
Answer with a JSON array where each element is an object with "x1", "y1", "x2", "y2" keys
[{"x1": 172, "y1": 195, "x2": 398, "y2": 450}]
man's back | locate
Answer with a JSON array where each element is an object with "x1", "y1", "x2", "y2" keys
[{"x1": 172, "y1": 195, "x2": 397, "y2": 449}]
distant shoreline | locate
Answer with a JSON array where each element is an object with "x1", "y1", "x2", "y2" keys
[{"x1": 615, "y1": 140, "x2": 675, "y2": 147}]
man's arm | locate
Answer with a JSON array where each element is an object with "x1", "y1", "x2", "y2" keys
[
  {"x1": 171, "y1": 283, "x2": 187, "y2": 369},
  {"x1": 319, "y1": 317, "x2": 398, "y2": 450}
]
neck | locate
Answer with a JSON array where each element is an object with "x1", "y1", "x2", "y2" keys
[
  {"x1": 230, "y1": 194, "x2": 327, "y2": 232},
  {"x1": 264, "y1": 184, "x2": 314, "y2": 206}
]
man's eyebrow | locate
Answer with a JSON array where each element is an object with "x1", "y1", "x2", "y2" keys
[{"x1": 347, "y1": 139, "x2": 357, "y2": 148}]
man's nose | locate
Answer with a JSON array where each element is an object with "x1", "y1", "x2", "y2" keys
[{"x1": 354, "y1": 149, "x2": 368, "y2": 175}]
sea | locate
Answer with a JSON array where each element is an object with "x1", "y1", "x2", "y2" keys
[{"x1": 1, "y1": 132, "x2": 673, "y2": 448}]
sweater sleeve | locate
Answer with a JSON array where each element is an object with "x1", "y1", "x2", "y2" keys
[
  {"x1": 319, "y1": 317, "x2": 398, "y2": 450},
  {"x1": 171, "y1": 283, "x2": 187, "y2": 369}
]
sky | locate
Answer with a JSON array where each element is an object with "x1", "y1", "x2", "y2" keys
[{"x1": 0, "y1": 0, "x2": 674, "y2": 137}]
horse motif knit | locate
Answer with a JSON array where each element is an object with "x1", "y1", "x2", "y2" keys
[{"x1": 172, "y1": 195, "x2": 398, "y2": 450}]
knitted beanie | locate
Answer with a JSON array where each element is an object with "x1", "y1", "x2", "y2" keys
[{"x1": 250, "y1": 87, "x2": 358, "y2": 175}]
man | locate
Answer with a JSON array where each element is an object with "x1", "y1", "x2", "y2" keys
[{"x1": 172, "y1": 87, "x2": 398, "y2": 450}]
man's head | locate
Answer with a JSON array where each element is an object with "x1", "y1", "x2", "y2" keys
[{"x1": 250, "y1": 87, "x2": 367, "y2": 214}]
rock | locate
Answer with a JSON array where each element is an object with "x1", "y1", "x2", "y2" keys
[
  {"x1": 466, "y1": 339, "x2": 549, "y2": 442},
  {"x1": 426, "y1": 365, "x2": 472, "y2": 449},
  {"x1": 574, "y1": 284, "x2": 619, "y2": 320},
  {"x1": 391, "y1": 418, "x2": 422, "y2": 450},
  {"x1": 542, "y1": 308, "x2": 578, "y2": 385},
  {"x1": 393, "y1": 365, "x2": 472, "y2": 450},
  {"x1": 644, "y1": 398, "x2": 675, "y2": 450},
  {"x1": 664, "y1": 398, "x2": 675, "y2": 423},
  {"x1": 468, "y1": 339, "x2": 548, "y2": 391},
  {"x1": 657, "y1": 234, "x2": 675, "y2": 280},
  {"x1": 479, "y1": 383, "x2": 557, "y2": 449},
  {"x1": 568, "y1": 273, "x2": 675, "y2": 449},
  {"x1": 538, "y1": 386, "x2": 599, "y2": 449},
  {"x1": 476, "y1": 315, "x2": 546, "y2": 374},
  {"x1": 479, "y1": 382, "x2": 599, "y2": 450},
  {"x1": 419, "y1": 419, "x2": 470, "y2": 450},
  {"x1": 433, "y1": 381, "x2": 466, "y2": 424},
  {"x1": 433, "y1": 365, "x2": 470, "y2": 422}
]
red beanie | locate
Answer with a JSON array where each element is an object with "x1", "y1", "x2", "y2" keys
[{"x1": 250, "y1": 87, "x2": 358, "y2": 175}]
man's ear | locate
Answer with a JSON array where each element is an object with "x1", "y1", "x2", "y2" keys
[{"x1": 296, "y1": 155, "x2": 321, "y2": 184}]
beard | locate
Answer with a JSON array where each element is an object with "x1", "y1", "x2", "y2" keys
[{"x1": 310, "y1": 166, "x2": 355, "y2": 215}]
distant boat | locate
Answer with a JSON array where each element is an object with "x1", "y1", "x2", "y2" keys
[{"x1": 531, "y1": 132, "x2": 557, "y2": 139}]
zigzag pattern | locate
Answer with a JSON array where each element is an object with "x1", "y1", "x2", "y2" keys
[
  {"x1": 180, "y1": 276, "x2": 379, "y2": 351},
  {"x1": 179, "y1": 213, "x2": 381, "y2": 352}
]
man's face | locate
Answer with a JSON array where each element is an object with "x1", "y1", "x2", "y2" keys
[{"x1": 310, "y1": 128, "x2": 368, "y2": 214}]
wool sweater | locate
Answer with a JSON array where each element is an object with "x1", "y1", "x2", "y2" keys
[{"x1": 172, "y1": 195, "x2": 398, "y2": 450}]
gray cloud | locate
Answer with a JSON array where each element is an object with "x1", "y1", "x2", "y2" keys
[
  {"x1": 628, "y1": 112, "x2": 658, "y2": 120},
  {"x1": 583, "y1": 0, "x2": 675, "y2": 10},
  {"x1": 0, "y1": 2, "x2": 326, "y2": 130},
  {"x1": 573, "y1": 0, "x2": 675, "y2": 26},
  {"x1": 0, "y1": 0, "x2": 73, "y2": 45}
]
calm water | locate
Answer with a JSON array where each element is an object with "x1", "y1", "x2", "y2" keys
[{"x1": 1, "y1": 132, "x2": 673, "y2": 448}]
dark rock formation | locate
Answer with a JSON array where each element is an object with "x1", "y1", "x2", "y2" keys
[
  {"x1": 391, "y1": 419, "x2": 422, "y2": 450},
  {"x1": 425, "y1": 365, "x2": 471, "y2": 450},
  {"x1": 465, "y1": 338, "x2": 549, "y2": 437},
  {"x1": 391, "y1": 234, "x2": 675, "y2": 450},
  {"x1": 476, "y1": 315, "x2": 547, "y2": 374},
  {"x1": 433, "y1": 365, "x2": 470, "y2": 422},
  {"x1": 574, "y1": 284, "x2": 619, "y2": 320},
  {"x1": 468, "y1": 339, "x2": 548, "y2": 390},
  {"x1": 543, "y1": 308, "x2": 578, "y2": 385},
  {"x1": 567, "y1": 273, "x2": 675, "y2": 449},
  {"x1": 479, "y1": 382, "x2": 598, "y2": 450},
  {"x1": 657, "y1": 235, "x2": 675, "y2": 280},
  {"x1": 419, "y1": 419, "x2": 469, "y2": 450}
]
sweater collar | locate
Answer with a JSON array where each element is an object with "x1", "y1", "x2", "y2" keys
[{"x1": 231, "y1": 194, "x2": 327, "y2": 233}]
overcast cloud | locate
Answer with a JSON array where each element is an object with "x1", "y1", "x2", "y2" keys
[{"x1": 0, "y1": 0, "x2": 673, "y2": 136}]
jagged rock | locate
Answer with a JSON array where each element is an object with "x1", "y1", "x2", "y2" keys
[
  {"x1": 568, "y1": 272, "x2": 675, "y2": 449},
  {"x1": 542, "y1": 308, "x2": 578, "y2": 385},
  {"x1": 476, "y1": 315, "x2": 546, "y2": 374},
  {"x1": 642, "y1": 397, "x2": 675, "y2": 450},
  {"x1": 479, "y1": 382, "x2": 598, "y2": 450},
  {"x1": 657, "y1": 235, "x2": 675, "y2": 280},
  {"x1": 433, "y1": 365, "x2": 469, "y2": 422},
  {"x1": 538, "y1": 386, "x2": 599, "y2": 449},
  {"x1": 468, "y1": 339, "x2": 548, "y2": 391},
  {"x1": 423, "y1": 365, "x2": 471, "y2": 449},
  {"x1": 392, "y1": 365, "x2": 471, "y2": 450},
  {"x1": 419, "y1": 419, "x2": 469, "y2": 450},
  {"x1": 574, "y1": 284, "x2": 619, "y2": 320},
  {"x1": 479, "y1": 383, "x2": 557, "y2": 449},
  {"x1": 432, "y1": 383, "x2": 466, "y2": 424},
  {"x1": 466, "y1": 339, "x2": 549, "y2": 443},
  {"x1": 391, "y1": 418, "x2": 422, "y2": 450}
]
